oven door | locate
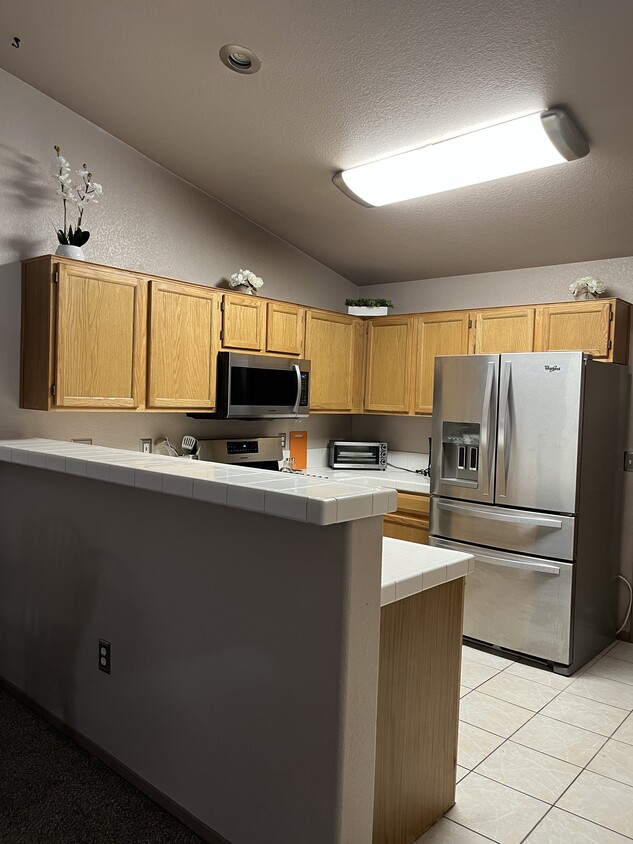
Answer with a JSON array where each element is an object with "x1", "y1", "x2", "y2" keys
[{"x1": 429, "y1": 536, "x2": 573, "y2": 665}]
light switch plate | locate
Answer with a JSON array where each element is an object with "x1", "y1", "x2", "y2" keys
[{"x1": 624, "y1": 452, "x2": 633, "y2": 472}]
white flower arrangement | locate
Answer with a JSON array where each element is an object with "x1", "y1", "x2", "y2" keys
[
  {"x1": 53, "y1": 145, "x2": 103, "y2": 247},
  {"x1": 229, "y1": 268, "x2": 264, "y2": 294},
  {"x1": 569, "y1": 277, "x2": 607, "y2": 299}
]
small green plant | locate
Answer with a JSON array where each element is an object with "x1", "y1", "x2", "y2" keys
[{"x1": 345, "y1": 298, "x2": 393, "y2": 308}]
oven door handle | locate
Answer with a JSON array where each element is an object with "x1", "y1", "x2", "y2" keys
[{"x1": 292, "y1": 364, "x2": 302, "y2": 415}]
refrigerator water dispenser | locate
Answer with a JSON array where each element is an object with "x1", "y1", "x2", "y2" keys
[{"x1": 441, "y1": 421, "x2": 480, "y2": 484}]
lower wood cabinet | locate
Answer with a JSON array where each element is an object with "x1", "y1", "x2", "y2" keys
[
  {"x1": 383, "y1": 492, "x2": 430, "y2": 544},
  {"x1": 147, "y1": 280, "x2": 220, "y2": 409},
  {"x1": 374, "y1": 577, "x2": 463, "y2": 844}
]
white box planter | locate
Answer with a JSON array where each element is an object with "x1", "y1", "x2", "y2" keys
[{"x1": 347, "y1": 306, "x2": 389, "y2": 316}]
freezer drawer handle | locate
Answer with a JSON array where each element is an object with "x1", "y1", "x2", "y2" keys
[
  {"x1": 474, "y1": 552, "x2": 561, "y2": 576},
  {"x1": 436, "y1": 500, "x2": 563, "y2": 529}
]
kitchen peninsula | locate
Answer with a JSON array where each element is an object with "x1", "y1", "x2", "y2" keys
[{"x1": 0, "y1": 439, "x2": 472, "y2": 844}]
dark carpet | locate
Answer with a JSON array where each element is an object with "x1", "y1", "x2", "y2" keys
[{"x1": 0, "y1": 690, "x2": 205, "y2": 843}]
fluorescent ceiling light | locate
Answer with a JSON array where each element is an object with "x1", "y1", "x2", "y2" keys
[{"x1": 333, "y1": 109, "x2": 589, "y2": 207}]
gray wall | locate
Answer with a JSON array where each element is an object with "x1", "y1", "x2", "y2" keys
[
  {"x1": 0, "y1": 68, "x2": 356, "y2": 451},
  {"x1": 364, "y1": 262, "x2": 633, "y2": 637},
  {"x1": 0, "y1": 463, "x2": 382, "y2": 844}
]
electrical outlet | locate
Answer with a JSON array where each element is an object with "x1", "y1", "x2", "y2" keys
[
  {"x1": 71, "y1": 438, "x2": 92, "y2": 445},
  {"x1": 277, "y1": 432, "x2": 287, "y2": 449},
  {"x1": 140, "y1": 438, "x2": 152, "y2": 454},
  {"x1": 625, "y1": 452, "x2": 633, "y2": 472},
  {"x1": 98, "y1": 639, "x2": 111, "y2": 674}
]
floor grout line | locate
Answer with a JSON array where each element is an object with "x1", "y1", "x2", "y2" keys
[{"x1": 446, "y1": 644, "x2": 633, "y2": 843}]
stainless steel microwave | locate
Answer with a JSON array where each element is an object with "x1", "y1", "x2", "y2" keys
[
  {"x1": 189, "y1": 352, "x2": 310, "y2": 420},
  {"x1": 328, "y1": 441, "x2": 388, "y2": 470}
]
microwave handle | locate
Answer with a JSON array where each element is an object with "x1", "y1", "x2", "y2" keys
[{"x1": 292, "y1": 364, "x2": 302, "y2": 414}]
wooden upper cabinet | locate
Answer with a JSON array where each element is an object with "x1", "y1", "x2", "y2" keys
[
  {"x1": 535, "y1": 299, "x2": 629, "y2": 362},
  {"x1": 414, "y1": 312, "x2": 469, "y2": 414},
  {"x1": 55, "y1": 262, "x2": 146, "y2": 408},
  {"x1": 364, "y1": 316, "x2": 414, "y2": 413},
  {"x1": 471, "y1": 307, "x2": 535, "y2": 354},
  {"x1": 304, "y1": 310, "x2": 358, "y2": 411},
  {"x1": 221, "y1": 293, "x2": 266, "y2": 351},
  {"x1": 147, "y1": 280, "x2": 220, "y2": 409},
  {"x1": 266, "y1": 301, "x2": 304, "y2": 356}
]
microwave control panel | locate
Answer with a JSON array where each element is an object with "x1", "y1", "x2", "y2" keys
[{"x1": 300, "y1": 372, "x2": 310, "y2": 407}]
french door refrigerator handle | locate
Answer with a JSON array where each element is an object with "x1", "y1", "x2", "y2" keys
[
  {"x1": 473, "y1": 552, "x2": 561, "y2": 576},
  {"x1": 479, "y1": 361, "x2": 495, "y2": 498},
  {"x1": 291, "y1": 363, "x2": 302, "y2": 414},
  {"x1": 435, "y1": 500, "x2": 563, "y2": 529},
  {"x1": 497, "y1": 360, "x2": 512, "y2": 499}
]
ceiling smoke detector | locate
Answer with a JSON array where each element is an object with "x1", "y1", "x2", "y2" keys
[{"x1": 219, "y1": 45, "x2": 261, "y2": 75}]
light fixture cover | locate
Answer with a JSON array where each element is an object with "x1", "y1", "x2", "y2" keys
[{"x1": 333, "y1": 109, "x2": 589, "y2": 207}]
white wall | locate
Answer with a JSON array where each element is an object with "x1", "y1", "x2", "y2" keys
[{"x1": 0, "y1": 68, "x2": 357, "y2": 451}]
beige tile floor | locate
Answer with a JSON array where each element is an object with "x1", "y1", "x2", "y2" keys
[{"x1": 416, "y1": 640, "x2": 633, "y2": 843}]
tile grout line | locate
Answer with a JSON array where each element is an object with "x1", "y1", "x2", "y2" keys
[{"x1": 453, "y1": 644, "x2": 633, "y2": 842}]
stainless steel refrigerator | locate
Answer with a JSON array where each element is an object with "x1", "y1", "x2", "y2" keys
[{"x1": 429, "y1": 352, "x2": 627, "y2": 674}]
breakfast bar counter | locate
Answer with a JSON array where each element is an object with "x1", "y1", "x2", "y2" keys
[{"x1": 0, "y1": 440, "x2": 471, "y2": 844}]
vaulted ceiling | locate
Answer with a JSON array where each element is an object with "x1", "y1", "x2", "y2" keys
[{"x1": 2, "y1": 0, "x2": 633, "y2": 285}]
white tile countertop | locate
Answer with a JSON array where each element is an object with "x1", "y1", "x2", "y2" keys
[
  {"x1": 0, "y1": 439, "x2": 398, "y2": 527},
  {"x1": 300, "y1": 466, "x2": 431, "y2": 494},
  {"x1": 381, "y1": 538, "x2": 473, "y2": 607}
]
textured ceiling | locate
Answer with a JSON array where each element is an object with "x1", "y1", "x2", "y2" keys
[{"x1": 2, "y1": 0, "x2": 633, "y2": 285}]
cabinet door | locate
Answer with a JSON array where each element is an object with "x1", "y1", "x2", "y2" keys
[
  {"x1": 222, "y1": 293, "x2": 266, "y2": 351},
  {"x1": 55, "y1": 263, "x2": 146, "y2": 408},
  {"x1": 383, "y1": 492, "x2": 430, "y2": 543},
  {"x1": 304, "y1": 310, "x2": 356, "y2": 411},
  {"x1": 536, "y1": 301, "x2": 612, "y2": 359},
  {"x1": 414, "y1": 312, "x2": 469, "y2": 414},
  {"x1": 471, "y1": 307, "x2": 535, "y2": 354},
  {"x1": 266, "y1": 301, "x2": 304, "y2": 356},
  {"x1": 147, "y1": 281, "x2": 220, "y2": 409},
  {"x1": 365, "y1": 317, "x2": 413, "y2": 413}
]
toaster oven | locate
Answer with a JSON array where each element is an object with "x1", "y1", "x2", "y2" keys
[{"x1": 328, "y1": 441, "x2": 388, "y2": 470}]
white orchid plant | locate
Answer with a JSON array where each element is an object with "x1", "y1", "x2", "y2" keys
[
  {"x1": 229, "y1": 268, "x2": 264, "y2": 293},
  {"x1": 54, "y1": 145, "x2": 103, "y2": 247},
  {"x1": 569, "y1": 276, "x2": 607, "y2": 299}
]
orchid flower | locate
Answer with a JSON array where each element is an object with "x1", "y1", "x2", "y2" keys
[{"x1": 53, "y1": 146, "x2": 104, "y2": 247}]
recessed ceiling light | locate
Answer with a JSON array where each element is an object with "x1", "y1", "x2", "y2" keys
[
  {"x1": 333, "y1": 109, "x2": 589, "y2": 207},
  {"x1": 219, "y1": 44, "x2": 261, "y2": 75}
]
